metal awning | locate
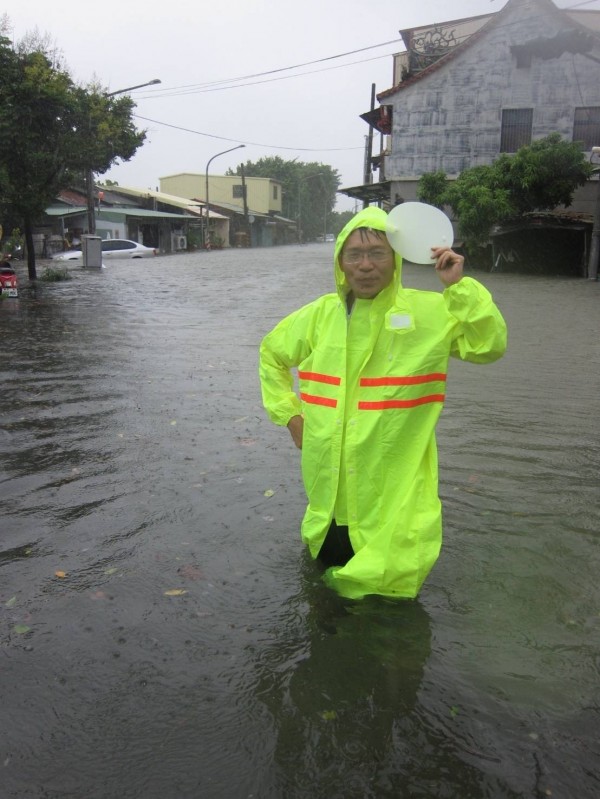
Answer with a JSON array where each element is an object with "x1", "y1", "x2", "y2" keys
[
  {"x1": 338, "y1": 181, "x2": 391, "y2": 204},
  {"x1": 45, "y1": 205, "x2": 199, "y2": 221},
  {"x1": 99, "y1": 208, "x2": 195, "y2": 220},
  {"x1": 45, "y1": 206, "x2": 87, "y2": 217}
]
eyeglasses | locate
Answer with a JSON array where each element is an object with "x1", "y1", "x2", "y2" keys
[{"x1": 342, "y1": 248, "x2": 392, "y2": 265}]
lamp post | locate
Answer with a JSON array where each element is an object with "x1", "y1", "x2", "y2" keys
[
  {"x1": 297, "y1": 172, "x2": 323, "y2": 243},
  {"x1": 204, "y1": 144, "x2": 246, "y2": 248},
  {"x1": 86, "y1": 79, "x2": 161, "y2": 234}
]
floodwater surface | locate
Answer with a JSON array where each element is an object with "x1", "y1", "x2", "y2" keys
[{"x1": 1, "y1": 246, "x2": 599, "y2": 798}]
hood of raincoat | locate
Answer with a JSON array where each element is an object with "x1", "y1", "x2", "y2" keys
[
  {"x1": 334, "y1": 206, "x2": 402, "y2": 300},
  {"x1": 334, "y1": 206, "x2": 415, "y2": 332}
]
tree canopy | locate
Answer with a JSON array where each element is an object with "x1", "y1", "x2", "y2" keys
[
  {"x1": 227, "y1": 156, "x2": 340, "y2": 241},
  {"x1": 417, "y1": 134, "x2": 593, "y2": 251},
  {"x1": 0, "y1": 28, "x2": 146, "y2": 278}
]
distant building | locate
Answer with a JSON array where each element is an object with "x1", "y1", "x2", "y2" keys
[
  {"x1": 159, "y1": 174, "x2": 282, "y2": 216},
  {"x1": 159, "y1": 173, "x2": 295, "y2": 246}
]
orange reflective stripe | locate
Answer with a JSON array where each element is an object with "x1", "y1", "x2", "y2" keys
[
  {"x1": 300, "y1": 392, "x2": 338, "y2": 408},
  {"x1": 360, "y1": 373, "x2": 446, "y2": 386},
  {"x1": 298, "y1": 371, "x2": 341, "y2": 385},
  {"x1": 358, "y1": 394, "x2": 445, "y2": 410}
]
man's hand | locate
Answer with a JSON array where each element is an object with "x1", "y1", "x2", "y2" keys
[
  {"x1": 287, "y1": 415, "x2": 304, "y2": 449},
  {"x1": 431, "y1": 246, "x2": 464, "y2": 287}
]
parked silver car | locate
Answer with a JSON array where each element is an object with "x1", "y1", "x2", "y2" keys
[{"x1": 52, "y1": 239, "x2": 157, "y2": 261}]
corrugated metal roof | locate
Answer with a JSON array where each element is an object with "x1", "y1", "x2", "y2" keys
[
  {"x1": 45, "y1": 206, "x2": 86, "y2": 217},
  {"x1": 44, "y1": 205, "x2": 224, "y2": 221},
  {"x1": 57, "y1": 189, "x2": 87, "y2": 206},
  {"x1": 98, "y1": 184, "x2": 205, "y2": 214},
  {"x1": 99, "y1": 208, "x2": 196, "y2": 220}
]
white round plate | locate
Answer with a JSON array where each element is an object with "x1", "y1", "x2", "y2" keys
[{"x1": 385, "y1": 202, "x2": 454, "y2": 264}]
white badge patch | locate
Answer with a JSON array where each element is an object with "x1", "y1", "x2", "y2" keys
[{"x1": 390, "y1": 314, "x2": 412, "y2": 329}]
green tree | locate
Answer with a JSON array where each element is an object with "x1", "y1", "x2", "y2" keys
[
  {"x1": 444, "y1": 165, "x2": 514, "y2": 247},
  {"x1": 417, "y1": 134, "x2": 592, "y2": 253},
  {"x1": 0, "y1": 32, "x2": 145, "y2": 279},
  {"x1": 416, "y1": 171, "x2": 448, "y2": 209},
  {"x1": 227, "y1": 156, "x2": 340, "y2": 242},
  {"x1": 495, "y1": 132, "x2": 592, "y2": 214}
]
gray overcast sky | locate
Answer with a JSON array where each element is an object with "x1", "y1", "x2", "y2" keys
[{"x1": 2, "y1": 0, "x2": 596, "y2": 209}]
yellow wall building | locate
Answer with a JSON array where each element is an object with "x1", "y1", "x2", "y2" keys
[{"x1": 159, "y1": 174, "x2": 283, "y2": 215}]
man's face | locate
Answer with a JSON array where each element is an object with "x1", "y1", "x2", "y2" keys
[{"x1": 339, "y1": 229, "x2": 396, "y2": 299}]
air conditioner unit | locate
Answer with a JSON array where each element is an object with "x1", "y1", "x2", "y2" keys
[{"x1": 172, "y1": 234, "x2": 187, "y2": 251}]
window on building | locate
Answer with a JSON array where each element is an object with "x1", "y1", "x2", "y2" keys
[
  {"x1": 273, "y1": 185, "x2": 278, "y2": 200},
  {"x1": 500, "y1": 108, "x2": 533, "y2": 152},
  {"x1": 573, "y1": 107, "x2": 600, "y2": 150},
  {"x1": 232, "y1": 184, "x2": 244, "y2": 199}
]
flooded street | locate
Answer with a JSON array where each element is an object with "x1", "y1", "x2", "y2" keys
[{"x1": 1, "y1": 245, "x2": 599, "y2": 798}]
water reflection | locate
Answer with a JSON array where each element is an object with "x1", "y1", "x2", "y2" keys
[{"x1": 254, "y1": 559, "x2": 517, "y2": 798}]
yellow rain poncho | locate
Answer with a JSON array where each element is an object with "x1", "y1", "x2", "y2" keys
[{"x1": 260, "y1": 207, "x2": 507, "y2": 599}]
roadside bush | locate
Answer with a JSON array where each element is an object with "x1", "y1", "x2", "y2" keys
[{"x1": 40, "y1": 266, "x2": 72, "y2": 282}]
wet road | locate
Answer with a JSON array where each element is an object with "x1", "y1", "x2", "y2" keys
[{"x1": 1, "y1": 246, "x2": 599, "y2": 798}]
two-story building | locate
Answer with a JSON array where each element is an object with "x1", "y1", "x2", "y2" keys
[{"x1": 344, "y1": 0, "x2": 600, "y2": 212}]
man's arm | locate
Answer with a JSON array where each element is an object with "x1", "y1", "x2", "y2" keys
[
  {"x1": 430, "y1": 247, "x2": 507, "y2": 364},
  {"x1": 259, "y1": 304, "x2": 314, "y2": 436}
]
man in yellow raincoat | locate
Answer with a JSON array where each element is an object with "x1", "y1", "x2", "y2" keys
[{"x1": 259, "y1": 207, "x2": 507, "y2": 600}]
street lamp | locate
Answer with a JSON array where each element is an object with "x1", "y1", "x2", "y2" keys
[
  {"x1": 106, "y1": 79, "x2": 161, "y2": 98},
  {"x1": 204, "y1": 144, "x2": 246, "y2": 248},
  {"x1": 86, "y1": 79, "x2": 162, "y2": 234}
]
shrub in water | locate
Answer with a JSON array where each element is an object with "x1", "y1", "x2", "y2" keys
[{"x1": 41, "y1": 267, "x2": 72, "y2": 282}]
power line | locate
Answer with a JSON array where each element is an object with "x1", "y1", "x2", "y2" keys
[
  {"x1": 137, "y1": 51, "x2": 400, "y2": 99},
  {"x1": 136, "y1": 38, "x2": 402, "y2": 98},
  {"x1": 134, "y1": 115, "x2": 363, "y2": 152}
]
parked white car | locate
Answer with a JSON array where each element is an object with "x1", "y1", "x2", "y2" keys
[{"x1": 52, "y1": 239, "x2": 157, "y2": 261}]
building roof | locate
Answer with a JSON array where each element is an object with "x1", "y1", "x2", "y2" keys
[
  {"x1": 45, "y1": 206, "x2": 86, "y2": 217},
  {"x1": 99, "y1": 208, "x2": 199, "y2": 220},
  {"x1": 98, "y1": 184, "x2": 206, "y2": 215},
  {"x1": 56, "y1": 189, "x2": 88, "y2": 206}
]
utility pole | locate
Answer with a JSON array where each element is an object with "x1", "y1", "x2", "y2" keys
[
  {"x1": 363, "y1": 83, "x2": 376, "y2": 209},
  {"x1": 587, "y1": 147, "x2": 600, "y2": 280},
  {"x1": 240, "y1": 163, "x2": 250, "y2": 245}
]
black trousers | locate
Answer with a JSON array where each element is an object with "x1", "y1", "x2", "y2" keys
[{"x1": 317, "y1": 520, "x2": 354, "y2": 568}]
